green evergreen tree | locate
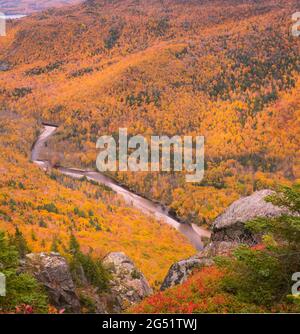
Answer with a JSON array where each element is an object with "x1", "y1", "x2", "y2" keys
[
  {"x1": 10, "y1": 228, "x2": 31, "y2": 258},
  {"x1": 68, "y1": 233, "x2": 110, "y2": 291},
  {"x1": 0, "y1": 231, "x2": 48, "y2": 313},
  {"x1": 50, "y1": 236, "x2": 59, "y2": 253},
  {"x1": 68, "y1": 233, "x2": 80, "y2": 255}
]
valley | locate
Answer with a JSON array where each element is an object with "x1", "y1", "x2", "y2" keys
[
  {"x1": 32, "y1": 124, "x2": 210, "y2": 250},
  {"x1": 0, "y1": 0, "x2": 299, "y2": 315}
]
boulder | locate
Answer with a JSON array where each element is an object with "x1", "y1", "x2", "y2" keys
[
  {"x1": 212, "y1": 189, "x2": 288, "y2": 245},
  {"x1": 23, "y1": 252, "x2": 81, "y2": 313},
  {"x1": 201, "y1": 241, "x2": 240, "y2": 257},
  {"x1": 77, "y1": 286, "x2": 117, "y2": 314},
  {"x1": 160, "y1": 255, "x2": 213, "y2": 291},
  {"x1": 102, "y1": 252, "x2": 152, "y2": 312},
  {"x1": 160, "y1": 240, "x2": 241, "y2": 291}
]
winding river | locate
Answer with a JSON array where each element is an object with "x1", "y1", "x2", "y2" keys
[
  {"x1": 32, "y1": 125, "x2": 210, "y2": 250},
  {"x1": 1, "y1": 14, "x2": 27, "y2": 20}
]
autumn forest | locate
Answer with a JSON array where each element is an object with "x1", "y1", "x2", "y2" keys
[{"x1": 0, "y1": 0, "x2": 300, "y2": 315}]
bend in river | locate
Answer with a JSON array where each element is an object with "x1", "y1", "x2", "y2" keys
[{"x1": 32, "y1": 125, "x2": 211, "y2": 250}]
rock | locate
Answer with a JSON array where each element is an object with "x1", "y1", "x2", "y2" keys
[
  {"x1": 77, "y1": 286, "x2": 117, "y2": 314},
  {"x1": 102, "y1": 252, "x2": 152, "y2": 312},
  {"x1": 201, "y1": 241, "x2": 240, "y2": 257},
  {"x1": 0, "y1": 62, "x2": 10, "y2": 71},
  {"x1": 212, "y1": 189, "x2": 289, "y2": 245},
  {"x1": 160, "y1": 255, "x2": 214, "y2": 291},
  {"x1": 23, "y1": 252, "x2": 81, "y2": 313},
  {"x1": 160, "y1": 241, "x2": 240, "y2": 291}
]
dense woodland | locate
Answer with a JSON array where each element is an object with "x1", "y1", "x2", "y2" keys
[
  {"x1": 1, "y1": 0, "x2": 299, "y2": 226},
  {"x1": 0, "y1": 113, "x2": 194, "y2": 292},
  {"x1": 0, "y1": 0, "x2": 299, "y2": 313}
]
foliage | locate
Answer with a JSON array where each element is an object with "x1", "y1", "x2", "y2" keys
[
  {"x1": 0, "y1": 231, "x2": 48, "y2": 313},
  {"x1": 216, "y1": 246, "x2": 286, "y2": 307},
  {"x1": 9, "y1": 227, "x2": 31, "y2": 258},
  {"x1": 104, "y1": 26, "x2": 121, "y2": 50},
  {"x1": 25, "y1": 62, "x2": 64, "y2": 76},
  {"x1": 68, "y1": 234, "x2": 110, "y2": 291},
  {"x1": 0, "y1": 117, "x2": 194, "y2": 288},
  {"x1": 0, "y1": 0, "x2": 299, "y2": 314},
  {"x1": 79, "y1": 293, "x2": 96, "y2": 313},
  {"x1": 263, "y1": 184, "x2": 300, "y2": 214},
  {"x1": 1, "y1": 0, "x2": 298, "y2": 227},
  {"x1": 132, "y1": 267, "x2": 264, "y2": 313}
]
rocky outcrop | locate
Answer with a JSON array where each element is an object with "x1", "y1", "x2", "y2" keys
[
  {"x1": 161, "y1": 255, "x2": 213, "y2": 291},
  {"x1": 77, "y1": 286, "x2": 118, "y2": 314},
  {"x1": 22, "y1": 252, "x2": 81, "y2": 313},
  {"x1": 103, "y1": 252, "x2": 153, "y2": 312},
  {"x1": 161, "y1": 240, "x2": 243, "y2": 290},
  {"x1": 161, "y1": 189, "x2": 290, "y2": 291},
  {"x1": 21, "y1": 251, "x2": 153, "y2": 314},
  {"x1": 212, "y1": 189, "x2": 289, "y2": 244}
]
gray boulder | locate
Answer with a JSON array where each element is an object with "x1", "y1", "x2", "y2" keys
[
  {"x1": 160, "y1": 255, "x2": 213, "y2": 291},
  {"x1": 23, "y1": 252, "x2": 81, "y2": 313},
  {"x1": 212, "y1": 189, "x2": 289, "y2": 244},
  {"x1": 160, "y1": 241, "x2": 239, "y2": 291},
  {"x1": 103, "y1": 252, "x2": 152, "y2": 312}
]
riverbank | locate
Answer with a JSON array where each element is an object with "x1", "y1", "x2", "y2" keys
[
  {"x1": 0, "y1": 14, "x2": 27, "y2": 20},
  {"x1": 31, "y1": 124, "x2": 211, "y2": 250}
]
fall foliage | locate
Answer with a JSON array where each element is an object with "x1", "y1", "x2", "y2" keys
[
  {"x1": 1, "y1": 0, "x2": 299, "y2": 226},
  {"x1": 0, "y1": 113, "x2": 194, "y2": 288},
  {"x1": 0, "y1": 0, "x2": 299, "y2": 313}
]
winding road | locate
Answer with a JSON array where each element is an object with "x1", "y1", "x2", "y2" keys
[{"x1": 32, "y1": 125, "x2": 210, "y2": 250}]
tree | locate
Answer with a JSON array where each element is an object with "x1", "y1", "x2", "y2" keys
[
  {"x1": 68, "y1": 234, "x2": 110, "y2": 291},
  {"x1": 0, "y1": 231, "x2": 48, "y2": 313},
  {"x1": 51, "y1": 236, "x2": 59, "y2": 253},
  {"x1": 68, "y1": 233, "x2": 80, "y2": 255},
  {"x1": 9, "y1": 228, "x2": 31, "y2": 258}
]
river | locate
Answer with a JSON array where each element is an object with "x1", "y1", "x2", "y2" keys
[
  {"x1": 1, "y1": 15, "x2": 27, "y2": 20},
  {"x1": 31, "y1": 125, "x2": 211, "y2": 250}
]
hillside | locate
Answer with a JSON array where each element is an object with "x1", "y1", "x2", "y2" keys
[
  {"x1": 0, "y1": 0, "x2": 299, "y2": 314},
  {"x1": 0, "y1": 0, "x2": 299, "y2": 226},
  {"x1": 0, "y1": 112, "x2": 195, "y2": 289}
]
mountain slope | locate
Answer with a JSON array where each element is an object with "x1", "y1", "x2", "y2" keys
[
  {"x1": 0, "y1": 0, "x2": 299, "y2": 227},
  {"x1": 0, "y1": 113, "x2": 195, "y2": 288}
]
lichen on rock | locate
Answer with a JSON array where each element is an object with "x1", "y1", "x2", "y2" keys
[
  {"x1": 22, "y1": 252, "x2": 81, "y2": 313},
  {"x1": 102, "y1": 252, "x2": 153, "y2": 312}
]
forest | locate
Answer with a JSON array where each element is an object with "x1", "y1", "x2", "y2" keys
[
  {"x1": 1, "y1": 0, "x2": 298, "y2": 226},
  {"x1": 0, "y1": 0, "x2": 299, "y2": 314}
]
